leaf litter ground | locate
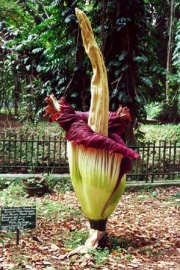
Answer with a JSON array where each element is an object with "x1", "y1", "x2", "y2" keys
[{"x1": 0, "y1": 184, "x2": 180, "y2": 270}]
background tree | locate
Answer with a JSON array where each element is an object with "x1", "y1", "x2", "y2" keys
[
  {"x1": 0, "y1": 0, "x2": 179, "y2": 132},
  {"x1": 89, "y1": 0, "x2": 150, "y2": 144},
  {"x1": 166, "y1": 0, "x2": 175, "y2": 103},
  {"x1": 0, "y1": 0, "x2": 34, "y2": 113}
]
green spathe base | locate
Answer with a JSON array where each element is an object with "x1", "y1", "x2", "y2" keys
[{"x1": 89, "y1": 219, "x2": 107, "y2": 231}]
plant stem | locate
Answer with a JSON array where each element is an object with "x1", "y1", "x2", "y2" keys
[{"x1": 89, "y1": 219, "x2": 107, "y2": 231}]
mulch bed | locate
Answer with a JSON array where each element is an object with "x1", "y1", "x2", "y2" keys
[{"x1": 0, "y1": 186, "x2": 180, "y2": 269}]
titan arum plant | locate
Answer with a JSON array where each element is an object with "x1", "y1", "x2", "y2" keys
[{"x1": 44, "y1": 8, "x2": 140, "y2": 252}]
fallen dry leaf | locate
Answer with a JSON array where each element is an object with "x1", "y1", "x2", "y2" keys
[{"x1": 0, "y1": 186, "x2": 180, "y2": 270}]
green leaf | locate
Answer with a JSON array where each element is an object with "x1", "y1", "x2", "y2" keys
[
  {"x1": 70, "y1": 92, "x2": 78, "y2": 97},
  {"x1": 36, "y1": 65, "x2": 42, "y2": 72},
  {"x1": 141, "y1": 77, "x2": 153, "y2": 88},
  {"x1": 32, "y1": 48, "x2": 44, "y2": 54},
  {"x1": 65, "y1": 14, "x2": 75, "y2": 23},
  {"x1": 26, "y1": 65, "x2": 31, "y2": 71},
  {"x1": 134, "y1": 55, "x2": 148, "y2": 63},
  {"x1": 15, "y1": 44, "x2": 24, "y2": 51}
]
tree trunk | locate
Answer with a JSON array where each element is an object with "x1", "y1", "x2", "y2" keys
[
  {"x1": 100, "y1": 0, "x2": 107, "y2": 54},
  {"x1": 13, "y1": 70, "x2": 20, "y2": 117},
  {"x1": 166, "y1": 0, "x2": 175, "y2": 103}
]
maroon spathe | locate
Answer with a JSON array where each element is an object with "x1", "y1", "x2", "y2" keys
[
  {"x1": 44, "y1": 96, "x2": 140, "y2": 179},
  {"x1": 56, "y1": 98, "x2": 139, "y2": 159}
]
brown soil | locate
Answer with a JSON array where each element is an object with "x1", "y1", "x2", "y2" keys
[{"x1": 0, "y1": 114, "x2": 23, "y2": 128}]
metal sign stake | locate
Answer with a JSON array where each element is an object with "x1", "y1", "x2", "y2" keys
[{"x1": 16, "y1": 229, "x2": 20, "y2": 245}]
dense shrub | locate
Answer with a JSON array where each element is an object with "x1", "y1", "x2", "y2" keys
[{"x1": 146, "y1": 99, "x2": 180, "y2": 123}]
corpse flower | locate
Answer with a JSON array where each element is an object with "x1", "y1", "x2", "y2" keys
[{"x1": 44, "y1": 8, "x2": 140, "y2": 251}]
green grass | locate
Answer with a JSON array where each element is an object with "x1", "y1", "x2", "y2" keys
[
  {"x1": 140, "y1": 123, "x2": 180, "y2": 141},
  {"x1": 65, "y1": 230, "x2": 89, "y2": 249},
  {"x1": 0, "y1": 183, "x2": 27, "y2": 206},
  {"x1": 134, "y1": 194, "x2": 150, "y2": 201},
  {"x1": 47, "y1": 176, "x2": 73, "y2": 193},
  {"x1": 173, "y1": 192, "x2": 180, "y2": 198},
  {"x1": 0, "y1": 179, "x2": 79, "y2": 219},
  {"x1": 90, "y1": 247, "x2": 110, "y2": 267}
]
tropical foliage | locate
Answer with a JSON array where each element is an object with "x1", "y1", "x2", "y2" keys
[{"x1": 0, "y1": 0, "x2": 179, "y2": 126}]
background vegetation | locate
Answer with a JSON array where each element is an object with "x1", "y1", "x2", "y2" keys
[{"x1": 0, "y1": 0, "x2": 180, "y2": 139}]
